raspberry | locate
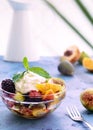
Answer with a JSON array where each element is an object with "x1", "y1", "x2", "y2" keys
[{"x1": 1, "y1": 79, "x2": 15, "y2": 93}]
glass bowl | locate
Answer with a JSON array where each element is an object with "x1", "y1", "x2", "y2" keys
[{"x1": 0, "y1": 86, "x2": 66, "y2": 119}]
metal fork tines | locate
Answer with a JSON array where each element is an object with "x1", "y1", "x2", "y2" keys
[
  {"x1": 66, "y1": 105, "x2": 82, "y2": 121},
  {"x1": 66, "y1": 105, "x2": 93, "y2": 130}
]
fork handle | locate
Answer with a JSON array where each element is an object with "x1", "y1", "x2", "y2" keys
[{"x1": 83, "y1": 120, "x2": 93, "y2": 130}]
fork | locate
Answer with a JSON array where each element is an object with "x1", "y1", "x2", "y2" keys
[{"x1": 66, "y1": 105, "x2": 93, "y2": 130}]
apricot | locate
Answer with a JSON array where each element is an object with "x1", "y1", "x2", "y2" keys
[{"x1": 62, "y1": 45, "x2": 80, "y2": 64}]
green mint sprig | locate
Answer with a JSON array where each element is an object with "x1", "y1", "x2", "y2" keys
[
  {"x1": 75, "y1": 0, "x2": 93, "y2": 25},
  {"x1": 23, "y1": 57, "x2": 30, "y2": 70},
  {"x1": 23, "y1": 57, "x2": 51, "y2": 78},
  {"x1": 29, "y1": 67, "x2": 51, "y2": 79},
  {"x1": 12, "y1": 72, "x2": 25, "y2": 82},
  {"x1": 12, "y1": 57, "x2": 51, "y2": 82}
]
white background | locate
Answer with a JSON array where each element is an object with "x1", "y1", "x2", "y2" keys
[{"x1": 0, "y1": 0, "x2": 93, "y2": 58}]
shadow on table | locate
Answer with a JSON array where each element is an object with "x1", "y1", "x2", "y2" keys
[{"x1": 1, "y1": 112, "x2": 66, "y2": 130}]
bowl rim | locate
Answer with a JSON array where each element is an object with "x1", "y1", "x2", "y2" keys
[{"x1": 0, "y1": 84, "x2": 66, "y2": 104}]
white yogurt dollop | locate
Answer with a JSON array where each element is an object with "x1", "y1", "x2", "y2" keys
[{"x1": 15, "y1": 71, "x2": 46, "y2": 94}]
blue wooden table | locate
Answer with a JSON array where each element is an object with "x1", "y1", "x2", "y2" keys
[{"x1": 0, "y1": 56, "x2": 93, "y2": 130}]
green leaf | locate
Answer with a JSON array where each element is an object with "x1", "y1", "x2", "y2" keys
[
  {"x1": 12, "y1": 72, "x2": 25, "y2": 82},
  {"x1": 29, "y1": 67, "x2": 51, "y2": 79},
  {"x1": 22, "y1": 57, "x2": 51, "y2": 78},
  {"x1": 23, "y1": 57, "x2": 30, "y2": 70},
  {"x1": 43, "y1": 0, "x2": 93, "y2": 50},
  {"x1": 75, "y1": 0, "x2": 93, "y2": 24}
]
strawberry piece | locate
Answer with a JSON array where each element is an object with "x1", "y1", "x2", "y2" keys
[
  {"x1": 29, "y1": 90, "x2": 42, "y2": 102},
  {"x1": 29, "y1": 90, "x2": 41, "y2": 98}
]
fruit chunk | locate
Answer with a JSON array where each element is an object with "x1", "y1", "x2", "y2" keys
[
  {"x1": 14, "y1": 92, "x2": 24, "y2": 101},
  {"x1": 36, "y1": 78, "x2": 65, "y2": 95},
  {"x1": 78, "y1": 51, "x2": 90, "y2": 64},
  {"x1": 32, "y1": 106, "x2": 47, "y2": 117},
  {"x1": 29, "y1": 90, "x2": 41, "y2": 98},
  {"x1": 82, "y1": 57, "x2": 93, "y2": 72},
  {"x1": 58, "y1": 60, "x2": 74, "y2": 75},
  {"x1": 43, "y1": 89, "x2": 54, "y2": 100},
  {"x1": 48, "y1": 78, "x2": 65, "y2": 86},
  {"x1": 29, "y1": 90, "x2": 42, "y2": 102},
  {"x1": 19, "y1": 106, "x2": 32, "y2": 117},
  {"x1": 62, "y1": 45, "x2": 80, "y2": 63},
  {"x1": 36, "y1": 83, "x2": 49, "y2": 94},
  {"x1": 36, "y1": 83, "x2": 62, "y2": 94},
  {"x1": 80, "y1": 88, "x2": 93, "y2": 111},
  {"x1": 1, "y1": 79, "x2": 15, "y2": 93}
]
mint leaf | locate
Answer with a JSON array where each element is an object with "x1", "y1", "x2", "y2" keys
[
  {"x1": 29, "y1": 67, "x2": 51, "y2": 79},
  {"x1": 23, "y1": 57, "x2": 30, "y2": 70},
  {"x1": 22, "y1": 57, "x2": 51, "y2": 78},
  {"x1": 12, "y1": 72, "x2": 25, "y2": 82}
]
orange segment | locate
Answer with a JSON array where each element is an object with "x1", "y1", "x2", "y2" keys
[
  {"x1": 36, "y1": 83, "x2": 50, "y2": 94},
  {"x1": 83, "y1": 57, "x2": 93, "y2": 71},
  {"x1": 43, "y1": 89, "x2": 54, "y2": 100},
  {"x1": 49, "y1": 83, "x2": 62, "y2": 93},
  {"x1": 36, "y1": 83, "x2": 62, "y2": 94}
]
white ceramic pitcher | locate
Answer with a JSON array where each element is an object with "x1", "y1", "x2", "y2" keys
[{"x1": 4, "y1": 0, "x2": 40, "y2": 61}]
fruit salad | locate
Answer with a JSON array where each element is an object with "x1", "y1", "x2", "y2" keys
[{"x1": 0, "y1": 57, "x2": 66, "y2": 119}]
